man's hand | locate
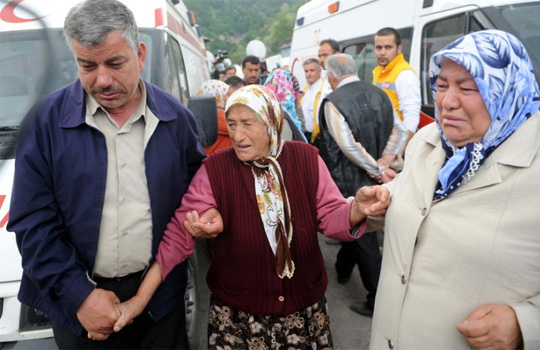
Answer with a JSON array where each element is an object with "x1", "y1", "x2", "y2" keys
[
  {"x1": 349, "y1": 185, "x2": 390, "y2": 226},
  {"x1": 184, "y1": 208, "x2": 224, "y2": 239},
  {"x1": 377, "y1": 154, "x2": 396, "y2": 169},
  {"x1": 77, "y1": 288, "x2": 121, "y2": 341},
  {"x1": 456, "y1": 303, "x2": 523, "y2": 350}
]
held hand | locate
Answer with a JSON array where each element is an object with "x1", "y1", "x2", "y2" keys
[
  {"x1": 381, "y1": 168, "x2": 397, "y2": 183},
  {"x1": 350, "y1": 186, "x2": 390, "y2": 225},
  {"x1": 113, "y1": 295, "x2": 147, "y2": 333},
  {"x1": 77, "y1": 288, "x2": 121, "y2": 341},
  {"x1": 184, "y1": 208, "x2": 223, "y2": 239},
  {"x1": 456, "y1": 304, "x2": 523, "y2": 350}
]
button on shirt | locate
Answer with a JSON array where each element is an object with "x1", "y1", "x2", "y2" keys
[{"x1": 86, "y1": 81, "x2": 159, "y2": 278}]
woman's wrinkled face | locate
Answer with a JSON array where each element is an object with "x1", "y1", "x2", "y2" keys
[
  {"x1": 226, "y1": 104, "x2": 270, "y2": 162},
  {"x1": 435, "y1": 59, "x2": 491, "y2": 147}
]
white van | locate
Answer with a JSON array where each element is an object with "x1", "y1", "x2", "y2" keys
[
  {"x1": 0, "y1": 0, "x2": 210, "y2": 345},
  {"x1": 289, "y1": 0, "x2": 540, "y2": 121}
]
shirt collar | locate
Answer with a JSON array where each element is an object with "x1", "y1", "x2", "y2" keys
[{"x1": 336, "y1": 75, "x2": 360, "y2": 89}]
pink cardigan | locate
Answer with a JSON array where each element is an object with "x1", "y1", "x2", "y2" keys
[{"x1": 156, "y1": 155, "x2": 366, "y2": 280}]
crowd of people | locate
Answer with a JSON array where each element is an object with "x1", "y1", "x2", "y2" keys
[{"x1": 7, "y1": 0, "x2": 540, "y2": 349}]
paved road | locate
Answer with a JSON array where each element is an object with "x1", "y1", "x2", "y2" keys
[
  {"x1": 321, "y1": 234, "x2": 374, "y2": 350},
  {"x1": 2, "y1": 234, "x2": 376, "y2": 350}
]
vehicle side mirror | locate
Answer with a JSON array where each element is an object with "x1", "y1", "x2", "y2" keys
[{"x1": 187, "y1": 96, "x2": 218, "y2": 148}]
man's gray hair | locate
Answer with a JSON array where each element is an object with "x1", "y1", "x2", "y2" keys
[
  {"x1": 64, "y1": 0, "x2": 140, "y2": 53},
  {"x1": 303, "y1": 58, "x2": 321, "y2": 69},
  {"x1": 326, "y1": 54, "x2": 357, "y2": 78}
]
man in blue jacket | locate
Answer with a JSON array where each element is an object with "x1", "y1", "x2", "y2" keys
[{"x1": 7, "y1": 0, "x2": 206, "y2": 348}]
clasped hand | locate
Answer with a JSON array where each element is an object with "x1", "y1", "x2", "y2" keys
[
  {"x1": 86, "y1": 208, "x2": 223, "y2": 340},
  {"x1": 84, "y1": 292, "x2": 147, "y2": 340}
]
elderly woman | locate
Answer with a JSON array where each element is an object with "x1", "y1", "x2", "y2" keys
[
  {"x1": 197, "y1": 79, "x2": 233, "y2": 155},
  {"x1": 111, "y1": 85, "x2": 389, "y2": 349},
  {"x1": 364, "y1": 30, "x2": 540, "y2": 349}
]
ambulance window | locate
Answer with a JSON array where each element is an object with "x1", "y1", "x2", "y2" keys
[
  {"x1": 164, "y1": 35, "x2": 189, "y2": 105},
  {"x1": 421, "y1": 14, "x2": 468, "y2": 107},
  {"x1": 343, "y1": 42, "x2": 376, "y2": 82},
  {"x1": 0, "y1": 29, "x2": 76, "y2": 159}
]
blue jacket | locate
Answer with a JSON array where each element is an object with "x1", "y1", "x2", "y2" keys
[{"x1": 7, "y1": 80, "x2": 206, "y2": 334}]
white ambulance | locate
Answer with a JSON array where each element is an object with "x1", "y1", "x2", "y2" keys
[
  {"x1": 0, "y1": 0, "x2": 210, "y2": 346},
  {"x1": 289, "y1": 0, "x2": 540, "y2": 123}
]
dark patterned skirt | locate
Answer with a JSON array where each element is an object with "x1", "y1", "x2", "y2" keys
[{"x1": 208, "y1": 294, "x2": 333, "y2": 350}]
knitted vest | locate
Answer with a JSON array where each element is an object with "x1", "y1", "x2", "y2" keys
[
  {"x1": 318, "y1": 80, "x2": 393, "y2": 197},
  {"x1": 204, "y1": 142, "x2": 326, "y2": 316},
  {"x1": 372, "y1": 53, "x2": 416, "y2": 121}
]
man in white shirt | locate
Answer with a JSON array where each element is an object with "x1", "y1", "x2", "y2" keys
[{"x1": 301, "y1": 58, "x2": 332, "y2": 144}]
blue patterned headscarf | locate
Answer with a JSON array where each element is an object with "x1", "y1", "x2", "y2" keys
[{"x1": 430, "y1": 30, "x2": 540, "y2": 200}]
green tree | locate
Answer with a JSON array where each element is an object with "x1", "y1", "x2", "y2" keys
[{"x1": 184, "y1": 0, "x2": 307, "y2": 66}]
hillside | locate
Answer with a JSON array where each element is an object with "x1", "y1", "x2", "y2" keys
[{"x1": 184, "y1": 0, "x2": 307, "y2": 65}]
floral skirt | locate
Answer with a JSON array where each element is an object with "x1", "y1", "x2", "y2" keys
[{"x1": 208, "y1": 294, "x2": 333, "y2": 350}]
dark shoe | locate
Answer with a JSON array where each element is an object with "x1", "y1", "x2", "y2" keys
[{"x1": 349, "y1": 301, "x2": 373, "y2": 317}]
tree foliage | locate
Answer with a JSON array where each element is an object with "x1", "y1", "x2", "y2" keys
[{"x1": 184, "y1": 0, "x2": 307, "y2": 65}]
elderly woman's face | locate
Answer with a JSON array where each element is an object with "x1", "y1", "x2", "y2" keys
[
  {"x1": 435, "y1": 59, "x2": 491, "y2": 147},
  {"x1": 226, "y1": 104, "x2": 271, "y2": 162}
]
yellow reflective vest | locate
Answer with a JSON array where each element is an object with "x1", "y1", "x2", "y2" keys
[{"x1": 373, "y1": 53, "x2": 416, "y2": 121}]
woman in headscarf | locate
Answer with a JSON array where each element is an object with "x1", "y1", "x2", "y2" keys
[
  {"x1": 264, "y1": 68, "x2": 308, "y2": 142},
  {"x1": 197, "y1": 79, "x2": 233, "y2": 155},
  {"x1": 112, "y1": 85, "x2": 389, "y2": 349},
  {"x1": 363, "y1": 30, "x2": 540, "y2": 349}
]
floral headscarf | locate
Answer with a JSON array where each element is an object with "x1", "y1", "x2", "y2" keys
[
  {"x1": 225, "y1": 85, "x2": 294, "y2": 278},
  {"x1": 429, "y1": 30, "x2": 540, "y2": 200},
  {"x1": 197, "y1": 79, "x2": 229, "y2": 109},
  {"x1": 264, "y1": 69, "x2": 307, "y2": 141}
]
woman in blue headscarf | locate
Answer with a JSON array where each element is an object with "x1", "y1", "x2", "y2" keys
[{"x1": 363, "y1": 30, "x2": 540, "y2": 349}]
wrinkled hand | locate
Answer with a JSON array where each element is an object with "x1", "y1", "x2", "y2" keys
[
  {"x1": 456, "y1": 304, "x2": 523, "y2": 350},
  {"x1": 77, "y1": 289, "x2": 121, "y2": 341},
  {"x1": 350, "y1": 186, "x2": 390, "y2": 225},
  {"x1": 184, "y1": 207, "x2": 223, "y2": 239},
  {"x1": 113, "y1": 295, "x2": 147, "y2": 333}
]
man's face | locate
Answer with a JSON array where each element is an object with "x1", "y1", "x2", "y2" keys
[
  {"x1": 318, "y1": 43, "x2": 336, "y2": 69},
  {"x1": 303, "y1": 62, "x2": 321, "y2": 85},
  {"x1": 374, "y1": 34, "x2": 402, "y2": 68},
  {"x1": 225, "y1": 68, "x2": 236, "y2": 78},
  {"x1": 73, "y1": 30, "x2": 145, "y2": 114},
  {"x1": 242, "y1": 62, "x2": 261, "y2": 84}
]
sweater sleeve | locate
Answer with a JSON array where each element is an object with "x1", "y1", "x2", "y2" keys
[
  {"x1": 156, "y1": 164, "x2": 217, "y2": 280},
  {"x1": 315, "y1": 155, "x2": 367, "y2": 240}
]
